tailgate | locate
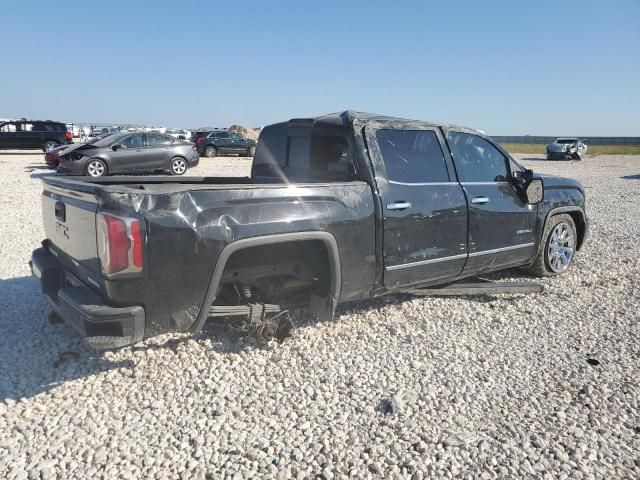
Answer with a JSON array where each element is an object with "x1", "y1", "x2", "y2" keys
[{"x1": 42, "y1": 182, "x2": 101, "y2": 273}]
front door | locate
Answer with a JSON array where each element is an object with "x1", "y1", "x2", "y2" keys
[
  {"x1": 367, "y1": 127, "x2": 468, "y2": 289},
  {"x1": 108, "y1": 133, "x2": 147, "y2": 173},
  {"x1": 0, "y1": 122, "x2": 19, "y2": 149},
  {"x1": 445, "y1": 130, "x2": 537, "y2": 274}
]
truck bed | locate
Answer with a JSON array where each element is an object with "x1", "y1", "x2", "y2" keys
[{"x1": 38, "y1": 174, "x2": 377, "y2": 343}]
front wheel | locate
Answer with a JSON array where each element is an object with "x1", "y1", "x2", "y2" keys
[
  {"x1": 522, "y1": 214, "x2": 577, "y2": 277},
  {"x1": 85, "y1": 159, "x2": 107, "y2": 177},
  {"x1": 170, "y1": 157, "x2": 187, "y2": 175}
]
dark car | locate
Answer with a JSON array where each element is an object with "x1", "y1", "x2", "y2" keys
[
  {"x1": 56, "y1": 132, "x2": 199, "y2": 177},
  {"x1": 0, "y1": 119, "x2": 72, "y2": 152},
  {"x1": 44, "y1": 132, "x2": 117, "y2": 169},
  {"x1": 30, "y1": 111, "x2": 588, "y2": 348},
  {"x1": 195, "y1": 130, "x2": 256, "y2": 158}
]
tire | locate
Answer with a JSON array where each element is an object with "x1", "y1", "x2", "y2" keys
[
  {"x1": 247, "y1": 145, "x2": 256, "y2": 157},
  {"x1": 522, "y1": 214, "x2": 577, "y2": 277},
  {"x1": 170, "y1": 157, "x2": 187, "y2": 175},
  {"x1": 43, "y1": 140, "x2": 58, "y2": 152},
  {"x1": 204, "y1": 146, "x2": 217, "y2": 158},
  {"x1": 85, "y1": 159, "x2": 107, "y2": 177}
]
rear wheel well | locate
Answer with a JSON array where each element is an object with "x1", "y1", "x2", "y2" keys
[{"x1": 214, "y1": 240, "x2": 332, "y2": 308}]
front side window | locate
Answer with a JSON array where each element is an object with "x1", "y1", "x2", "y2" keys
[
  {"x1": 375, "y1": 129, "x2": 449, "y2": 183},
  {"x1": 447, "y1": 132, "x2": 508, "y2": 182}
]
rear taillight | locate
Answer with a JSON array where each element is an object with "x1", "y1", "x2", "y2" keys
[
  {"x1": 97, "y1": 213, "x2": 144, "y2": 276},
  {"x1": 65, "y1": 131, "x2": 73, "y2": 140},
  {"x1": 196, "y1": 137, "x2": 206, "y2": 144}
]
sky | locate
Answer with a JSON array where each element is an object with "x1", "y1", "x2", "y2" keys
[{"x1": 1, "y1": 0, "x2": 638, "y2": 135}]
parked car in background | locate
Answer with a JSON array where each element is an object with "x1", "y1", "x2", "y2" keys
[
  {"x1": 546, "y1": 138, "x2": 587, "y2": 160},
  {"x1": 45, "y1": 132, "x2": 118, "y2": 169},
  {"x1": 166, "y1": 129, "x2": 191, "y2": 141},
  {"x1": 88, "y1": 126, "x2": 121, "y2": 140},
  {"x1": 0, "y1": 119, "x2": 72, "y2": 151},
  {"x1": 56, "y1": 132, "x2": 199, "y2": 177},
  {"x1": 195, "y1": 130, "x2": 257, "y2": 157}
]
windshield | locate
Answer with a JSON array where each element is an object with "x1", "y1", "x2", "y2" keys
[
  {"x1": 556, "y1": 138, "x2": 578, "y2": 144},
  {"x1": 92, "y1": 133, "x2": 128, "y2": 148}
]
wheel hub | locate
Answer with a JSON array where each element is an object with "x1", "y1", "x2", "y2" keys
[{"x1": 547, "y1": 222, "x2": 575, "y2": 273}]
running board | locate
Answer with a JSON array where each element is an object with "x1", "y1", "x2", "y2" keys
[{"x1": 404, "y1": 278, "x2": 543, "y2": 297}]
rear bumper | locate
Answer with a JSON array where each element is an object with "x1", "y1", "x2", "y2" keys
[
  {"x1": 30, "y1": 246, "x2": 145, "y2": 349},
  {"x1": 188, "y1": 151, "x2": 200, "y2": 166}
]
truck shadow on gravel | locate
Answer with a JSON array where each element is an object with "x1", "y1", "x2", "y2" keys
[
  {"x1": 0, "y1": 269, "x2": 537, "y2": 402},
  {"x1": 0, "y1": 276, "x2": 133, "y2": 403}
]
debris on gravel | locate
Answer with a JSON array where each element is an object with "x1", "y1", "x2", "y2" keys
[{"x1": 0, "y1": 152, "x2": 638, "y2": 478}]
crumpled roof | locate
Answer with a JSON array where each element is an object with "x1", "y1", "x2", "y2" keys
[{"x1": 274, "y1": 110, "x2": 475, "y2": 133}]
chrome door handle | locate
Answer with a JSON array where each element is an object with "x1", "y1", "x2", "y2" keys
[
  {"x1": 471, "y1": 196, "x2": 490, "y2": 205},
  {"x1": 387, "y1": 201, "x2": 412, "y2": 210}
]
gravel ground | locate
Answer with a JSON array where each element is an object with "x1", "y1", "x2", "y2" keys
[{"x1": 0, "y1": 151, "x2": 638, "y2": 479}]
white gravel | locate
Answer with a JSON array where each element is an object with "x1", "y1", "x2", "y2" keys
[{"x1": 0, "y1": 151, "x2": 638, "y2": 479}]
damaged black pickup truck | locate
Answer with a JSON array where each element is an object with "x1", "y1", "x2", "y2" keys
[{"x1": 31, "y1": 111, "x2": 588, "y2": 348}]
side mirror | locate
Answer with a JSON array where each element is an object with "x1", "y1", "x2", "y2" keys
[
  {"x1": 112, "y1": 144, "x2": 121, "y2": 151},
  {"x1": 525, "y1": 178, "x2": 544, "y2": 204}
]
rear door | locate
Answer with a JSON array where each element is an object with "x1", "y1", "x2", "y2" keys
[
  {"x1": 228, "y1": 132, "x2": 248, "y2": 153},
  {"x1": 16, "y1": 122, "x2": 39, "y2": 148},
  {"x1": 366, "y1": 126, "x2": 468, "y2": 288},
  {"x1": 145, "y1": 133, "x2": 175, "y2": 170},
  {"x1": 445, "y1": 130, "x2": 537, "y2": 273},
  {"x1": 108, "y1": 134, "x2": 147, "y2": 172},
  {"x1": 215, "y1": 131, "x2": 234, "y2": 153}
]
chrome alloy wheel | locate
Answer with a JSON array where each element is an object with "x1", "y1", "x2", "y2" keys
[
  {"x1": 547, "y1": 222, "x2": 575, "y2": 273},
  {"x1": 87, "y1": 160, "x2": 106, "y2": 177},
  {"x1": 171, "y1": 158, "x2": 187, "y2": 175}
]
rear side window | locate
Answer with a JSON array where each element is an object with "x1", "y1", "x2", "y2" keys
[
  {"x1": 447, "y1": 132, "x2": 508, "y2": 182},
  {"x1": 253, "y1": 127, "x2": 355, "y2": 179},
  {"x1": 146, "y1": 133, "x2": 173, "y2": 146},
  {"x1": 375, "y1": 129, "x2": 449, "y2": 183}
]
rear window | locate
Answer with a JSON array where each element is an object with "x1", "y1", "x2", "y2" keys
[
  {"x1": 253, "y1": 127, "x2": 355, "y2": 180},
  {"x1": 556, "y1": 139, "x2": 578, "y2": 144}
]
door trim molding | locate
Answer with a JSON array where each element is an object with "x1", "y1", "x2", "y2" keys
[
  {"x1": 385, "y1": 253, "x2": 467, "y2": 271},
  {"x1": 468, "y1": 242, "x2": 535, "y2": 257}
]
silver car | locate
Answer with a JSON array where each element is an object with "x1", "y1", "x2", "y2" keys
[
  {"x1": 56, "y1": 132, "x2": 199, "y2": 177},
  {"x1": 546, "y1": 138, "x2": 588, "y2": 160}
]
